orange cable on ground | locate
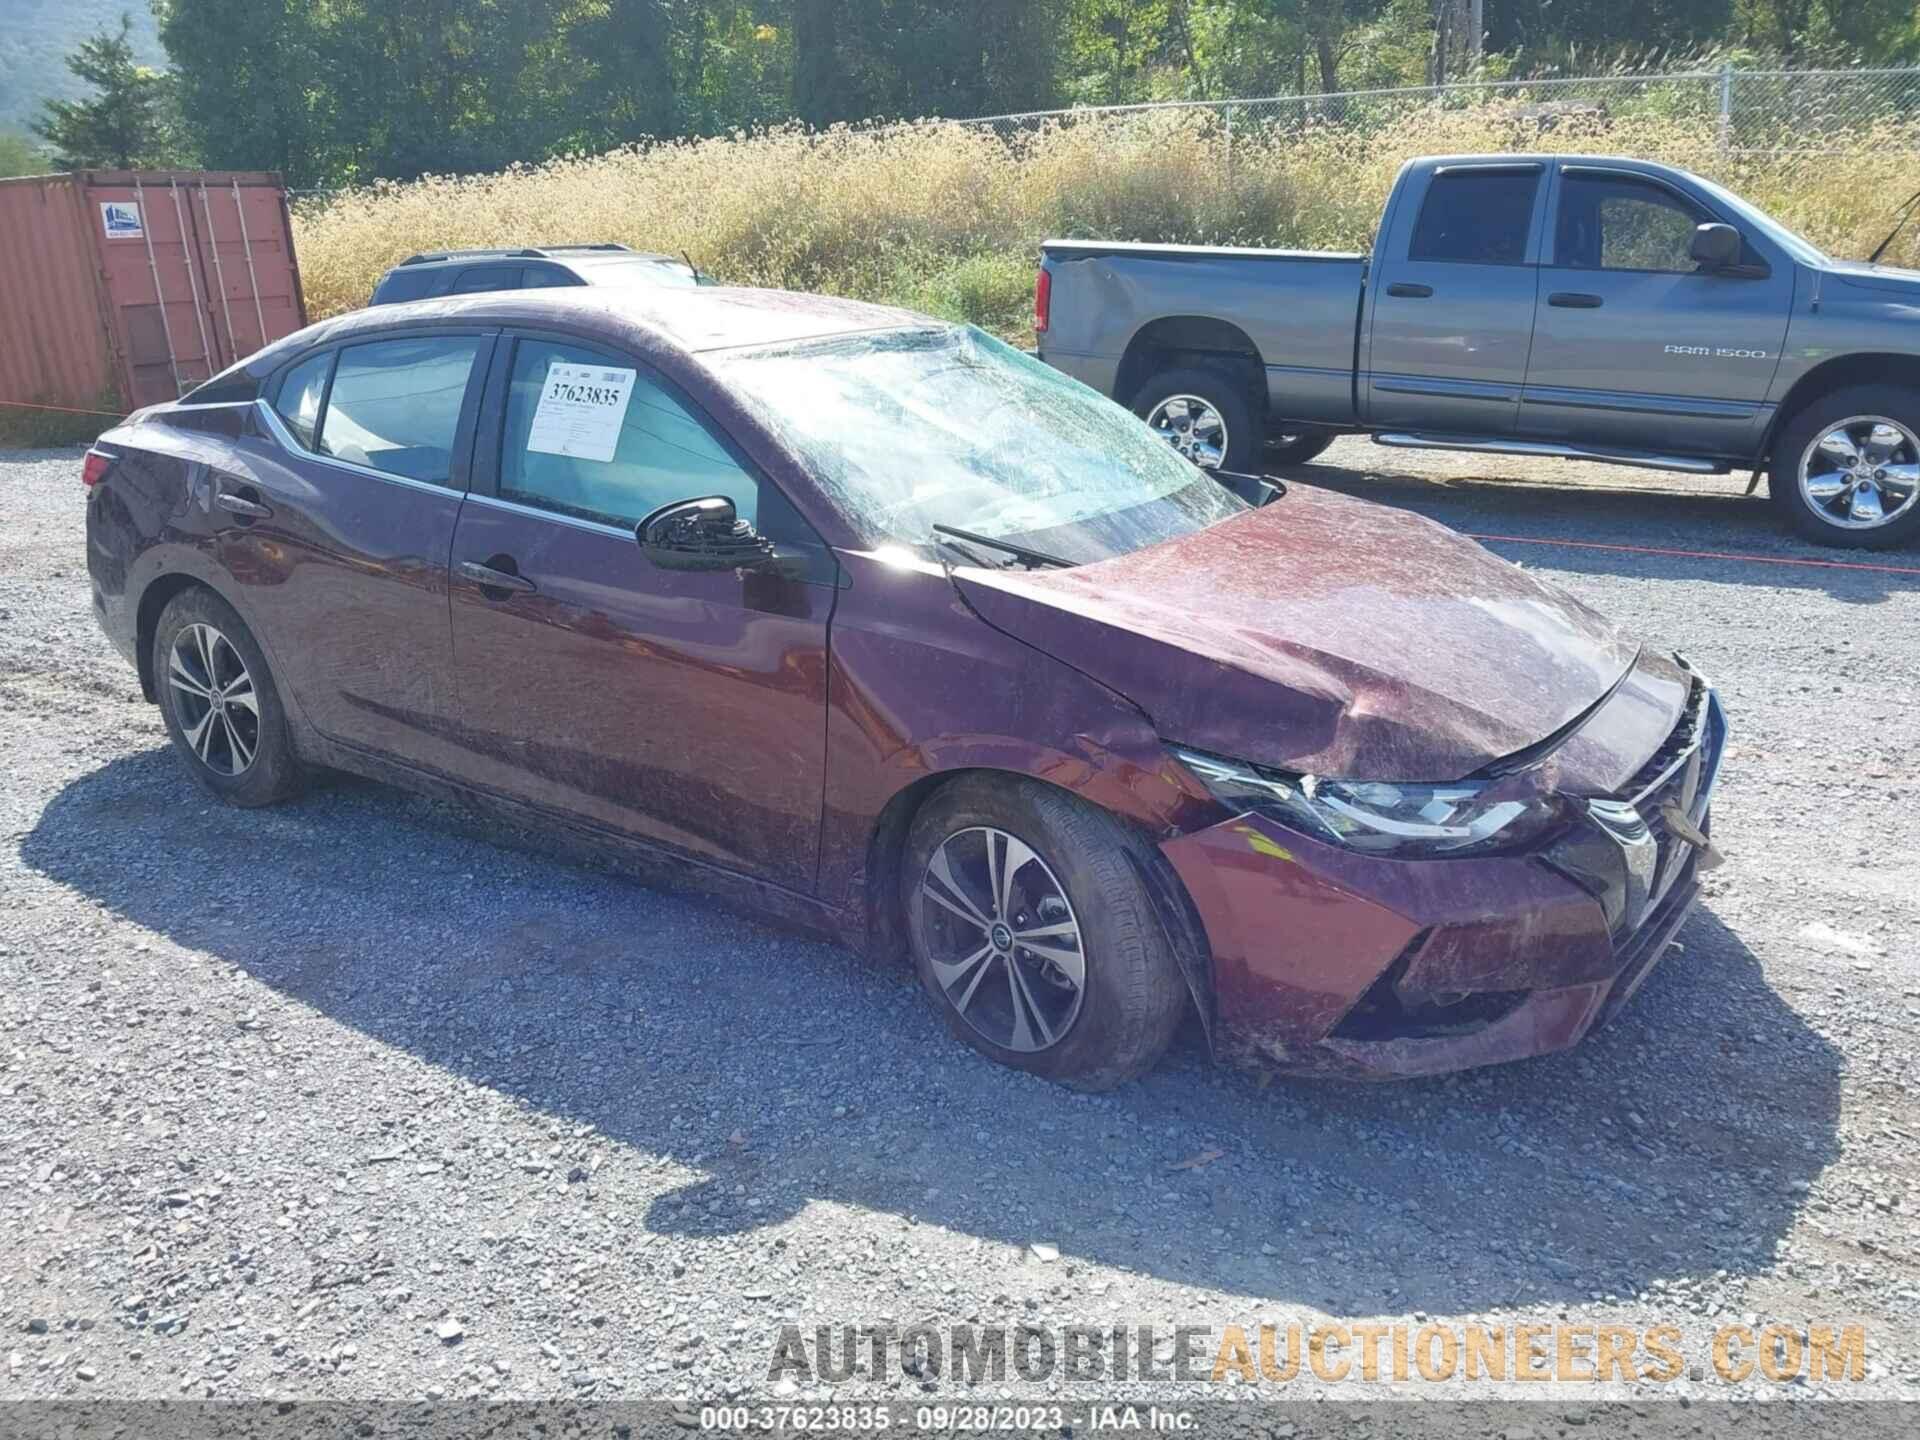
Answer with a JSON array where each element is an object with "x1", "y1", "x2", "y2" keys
[
  {"x1": 1, "y1": 399, "x2": 129, "y2": 418},
  {"x1": 1467, "y1": 532, "x2": 1920, "y2": 578}
]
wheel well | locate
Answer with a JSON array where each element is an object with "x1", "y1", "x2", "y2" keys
[
  {"x1": 1115, "y1": 314, "x2": 1265, "y2": 415},
  {"x1": 1766, "y1": 353, "x2": 1920, "y2": 466},
  {"x1": 860, "y1": 766, "x2": 1216, "y2": 1044},
  {"x1": 133, "y1": 574, "x2": 214, "y2": 702}
]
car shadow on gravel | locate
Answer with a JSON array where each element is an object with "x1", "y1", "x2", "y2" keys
[
  {"x1": 1288, "y1": 465, "x2": 1918, "y2": 605},
  {"x1": 25, "y1": 749, "x2": 1843, "y2": 1316}
]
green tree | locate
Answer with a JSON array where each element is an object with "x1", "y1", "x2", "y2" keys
[
  {"x1": 31, "y1": 11, "x2": 181, "y2": 169},
  {"x1": 0, "y1": 131, "x2": 49, "y2": 177},
  {"x1": 156, "y1": 0, "x2": 326, "y2": 185}
]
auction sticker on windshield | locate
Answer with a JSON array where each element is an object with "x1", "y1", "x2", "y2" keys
[{"x1": 527, "y1": 362, "x2": 636, "y2": 463}]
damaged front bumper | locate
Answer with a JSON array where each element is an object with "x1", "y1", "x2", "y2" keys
[{"x1": 1161, "y1": 684, "x2": 1727, "y2": 1080}]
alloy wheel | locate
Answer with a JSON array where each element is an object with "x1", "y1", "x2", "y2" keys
[
  {"x1": 1146, "y1": 394, "x2": 1228, "y2": 469},
  {"x1": 1798, "y1": 415, "x2": 1920, "y2": 530},
  {"x1": 167, "y1": 623, "x2": 260, "y2": 776},
  {"x1": 918, "y1": 826, "x2": 1086, "y2": 1053}
]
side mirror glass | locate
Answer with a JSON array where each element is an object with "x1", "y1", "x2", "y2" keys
[
  {"x1": 1689, "y1": 222, "x2": 1741, "y2": 270},
  {"x1": 637, "y1": 494, "x2": 794, "y2": 575}
]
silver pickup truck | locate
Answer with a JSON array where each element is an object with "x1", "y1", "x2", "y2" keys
[{"x1": 1035, "y1": 153, "x2": 1920, "y2": 548}]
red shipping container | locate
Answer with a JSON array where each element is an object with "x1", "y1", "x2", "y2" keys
[{"x1": 0, "y1": 169, "x2": 308, "y2": 436}]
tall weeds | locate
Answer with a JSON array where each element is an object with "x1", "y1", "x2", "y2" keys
[{"x1": 293, "y1": 105, "x2": 1920, "y2": 341}]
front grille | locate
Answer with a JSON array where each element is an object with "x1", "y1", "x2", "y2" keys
[{"x1": 1619, "y1": 676, "x2": 1708, "y2": 805}]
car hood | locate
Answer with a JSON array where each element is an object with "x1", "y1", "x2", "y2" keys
[
  {"x1": 1823, "y1": 258, "x2": 1920, "y2": 298},
  {"x1": 953, "y1": 485, "x2": 1649, "y2": 782}
]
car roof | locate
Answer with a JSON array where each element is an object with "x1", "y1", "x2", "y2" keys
[
  {"x1": 389, "y1": 243, "x2": 671, "y2": 268},
  {"x1": 294, "y1": 285, "x2": 931, "y2": 358}
]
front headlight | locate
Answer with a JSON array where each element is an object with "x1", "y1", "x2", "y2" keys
[{"x1": 1171, "y1": 746, "x2": 1563, "y2": 858}]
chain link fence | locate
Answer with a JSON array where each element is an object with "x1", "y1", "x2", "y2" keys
[{"x1": 963, "y1": 66, "x2": 1920, "y2": 156}]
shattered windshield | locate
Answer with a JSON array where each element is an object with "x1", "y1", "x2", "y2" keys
[{"x1": 709, "y1": 324, "x2": 1248, "y2": 565}]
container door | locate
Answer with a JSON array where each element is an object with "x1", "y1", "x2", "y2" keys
[
  {"x1": 84, "y1": 177, "x2": 226, "y2": 406},
  {"x1": 189, "y1": 179, "x2": 307, "y2": 366}
]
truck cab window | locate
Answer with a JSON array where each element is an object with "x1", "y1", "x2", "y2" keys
[
  {"x1": 1556, "y1": 174, "x2": 1707, "y2": 273},
  {"x1": 1407, "y1": 170, "x2": 1540, "y2": 265}
]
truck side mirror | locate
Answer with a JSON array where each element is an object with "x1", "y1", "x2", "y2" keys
[{"x1": 1689, "y1": 222, "x2": 1741, "y2": 270}]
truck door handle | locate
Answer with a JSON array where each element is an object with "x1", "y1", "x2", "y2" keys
[
  {"x1": 215, "y1": 487, "x2": 272, "y2": 520},
  {"x1": 1385, "y1": 282, "x2": 1433, "y2": 298},
  {"x1": 1549, "y1": 292, "x2": 1604, "y2": 308},
  {"x1": 458, "y1": 559, "x2": 537, "y2": 595}
]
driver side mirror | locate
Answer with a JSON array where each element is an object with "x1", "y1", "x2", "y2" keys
[
  {"x1": 1689, "y1": 222, "x2": 1741, "y2": 271},
  {"x1": 636, "y1": 495, "x2": 802, "y2": 578}
]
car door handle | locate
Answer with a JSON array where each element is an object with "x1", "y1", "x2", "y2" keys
[
  {"x1": 457, "y1": 559, "x2": 537, "y2": 595},
  {"x1": 214, "y1": 489, "x2": 272, "y2": 519},
  {"x1": 1385, "y1": 282, "x2": 1433, "y2": 298},
  {"x1": 1549, "y1": 292, "x2": 1604, "y2": 308}
]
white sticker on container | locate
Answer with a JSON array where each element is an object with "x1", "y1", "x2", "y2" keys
[
  {"x1": 100, "y1": 201, "x2": 143, "y2": 238},
  {"x1": 526, "y1": 362, "x2": 636, "y2": 464}
]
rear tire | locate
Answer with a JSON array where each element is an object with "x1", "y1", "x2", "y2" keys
[
  {"x1": 1132, "y1": 365, "x2": 1262, "y2": 475},
  {"x1": 152, "y1": 587, "x2": 304, "y2": 807},
  {"x1": 902, "y1": 775, "x2": 1188, "y2": 1091},
  {"x1": 1769, "y1": 384, "x2": 1920, "y2": 549}
]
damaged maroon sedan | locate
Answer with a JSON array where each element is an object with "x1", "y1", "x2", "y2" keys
[{"x1": 85, "y1": 286, "x2": 1725, "y2": 1088}]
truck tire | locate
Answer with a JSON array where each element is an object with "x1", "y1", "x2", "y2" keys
[
  {"x1": 902, "y1": 774, "x2": 1188, "y2": 1091},
  {"x1": 1266, "y1": 428, "x2": 1335, "y2": 466},
  {"x1": 1770, "y1": 384, "x2": 1920, "y2": 548},
  {"x1": 1132, "y1": 366, "x2": 1261, "y2": 474}
]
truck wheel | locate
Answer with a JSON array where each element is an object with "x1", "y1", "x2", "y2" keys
[
  {"x1": 1770, "y1": 385, "x2": 1920, "y2": 548},
  {"x1": 902, "y1": 775, "x2": 1188, "y2": 1091},
  {"x1": 1266, "y1": 428, "x2": 1334, "y2": 466},
  {"x1": 1133, "y1": 367, "x2": 1261, "y2": 474}
]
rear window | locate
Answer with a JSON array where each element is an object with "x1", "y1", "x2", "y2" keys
[
  {"x1": 1408, "y1": 169, "x2": 1541, "y2": 265},
  {"x1": 315, "y1": 336, "x2": 481, "y2": 484},
  {"x1": 450, "y1": 266, "x2": 526, "y2": 294},
  {"x1": 370, "y1": 268, "x2": 440, "y2": 305},
  {"x1": 273, "y1": 351, "x2": 332, "y2": 448}
]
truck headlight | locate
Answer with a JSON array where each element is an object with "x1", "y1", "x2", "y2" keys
[{"x1": 1170, "y1": 746, "x2": 1563, "y2": 858}]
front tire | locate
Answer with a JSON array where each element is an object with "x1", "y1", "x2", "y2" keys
[
  {"x1": 1770, "y1": 384, "x2": 1920, "y2": 548},
  {"x1": 152, "y1": 587, "x2": 304, "y2": 807},
  {"x1": 902, "y1": 776, "x2": 1188, "y2": 1090},
  {"x1": 1133, "y1": 366, "x2": 1262, "y2": 474}
]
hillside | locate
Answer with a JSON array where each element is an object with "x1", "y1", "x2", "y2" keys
[{"x1": 0, "y1": 0, "x2": 165, "y2": 133}]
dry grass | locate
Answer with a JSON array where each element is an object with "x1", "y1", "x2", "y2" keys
[{"x1": 293, "y1": 105, "x2": 1920, "y2": 342}]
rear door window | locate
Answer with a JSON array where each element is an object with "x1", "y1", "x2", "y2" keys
[
  {"x1": 273, "y1": 350, "x2": 334, "y2": 449},
  {"x1": 317, "y1": 336, "x2": 483, "y2": 484},
  {"x1": 1408, "y1": 169, "x2": 1541, "y2": 265}
]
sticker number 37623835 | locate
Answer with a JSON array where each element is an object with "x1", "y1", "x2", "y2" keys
[{"x1": 526, "y1": 363, "x2": 638, "y2": 464}]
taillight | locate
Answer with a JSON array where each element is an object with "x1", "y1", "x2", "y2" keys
[
  {"x1": 1033, "y1": 267, "x2": 1051, "y2": 335},
  {"x1": 82, "y1": 448, "x2": 113, "y2": 489}
]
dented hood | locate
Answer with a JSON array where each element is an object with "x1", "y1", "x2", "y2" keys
[{"x1": 954, "y1": 485, "x2": 1644, "y2": 781}]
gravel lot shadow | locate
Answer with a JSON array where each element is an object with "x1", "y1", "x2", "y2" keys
[
  {"x1": 1287, "y1": 460, "x2": 1919, "y2": 606},
  {"x1": 24, "y1": 747, "x2": 1842, "y2": 1316}
]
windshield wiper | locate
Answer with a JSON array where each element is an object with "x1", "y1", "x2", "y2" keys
[
  {"x1": 1867, "y1": 183, "x2": 1920, "y2": 266},
  {"x1": 931, "y1": 524, "x2": 1072, "y2": 570}
]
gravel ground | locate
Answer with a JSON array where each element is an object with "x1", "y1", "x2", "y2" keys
[{"x1": 3, "y1": 439, "x2": 1918, "y2": 1417}]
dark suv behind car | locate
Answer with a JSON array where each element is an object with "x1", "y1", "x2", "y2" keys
[{"x1": 367, "y1": 244, "x2": 705, "y2": 306}]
